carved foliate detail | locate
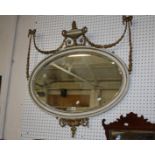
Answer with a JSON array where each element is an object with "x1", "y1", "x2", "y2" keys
[
  {"x1": 58, "y1": 118, "x2": 89, "y2": 138},
  {"x1": 62, "y1": 21, "x2": 88, "y2": 47},
  {"x1": 27, "y1": 17, "x2": 133, "y2": 79}
]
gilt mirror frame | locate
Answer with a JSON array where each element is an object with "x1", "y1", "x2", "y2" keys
[{"x1": 27, "y1": 16, "x2": 133, "y2": 137}]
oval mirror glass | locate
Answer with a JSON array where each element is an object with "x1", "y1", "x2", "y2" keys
[{"x1": 29, "y1": 47, "x2": 129, "y2": 118}]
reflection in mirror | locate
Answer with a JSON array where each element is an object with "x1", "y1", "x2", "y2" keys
[
  {"x1": 110, "y1": 130, "x2": 155, "y2": 140},
  {"x1": 33, "y1": 52, "x2": 123, "y2": 113}
]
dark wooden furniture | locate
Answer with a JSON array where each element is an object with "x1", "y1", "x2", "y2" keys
[{"x1": 102, "y1": 112, "x2": 155, "y2": 140}]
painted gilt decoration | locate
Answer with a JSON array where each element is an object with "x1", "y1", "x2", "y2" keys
[
  {"x1": 27, "y1": 16, "x2": 133, "y2": 80},
  {"x1": 58, "y1": 118, "x2": 89, "y2": 137}
]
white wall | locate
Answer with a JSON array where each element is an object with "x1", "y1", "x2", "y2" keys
[
  {"x1": 0, "y1": 16, "x2": 35, "y2": 139},
  {"x1": 0, "y1": 16, "x2": 17, "y2": 138},
  {"x1": 1, "y1": 15, "x2": 155, "y2": 139}
]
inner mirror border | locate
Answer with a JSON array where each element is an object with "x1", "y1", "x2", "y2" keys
[{"x1": 29, "y1": 46, "x2": 129, "y2": 119}]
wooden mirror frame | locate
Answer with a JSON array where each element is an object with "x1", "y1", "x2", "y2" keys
[{"x1": 102, "y1": 112, "x2": 155, "y2": 140}]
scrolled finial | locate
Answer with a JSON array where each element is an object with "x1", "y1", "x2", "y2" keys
[{"x1": 72, "y1": 21, "x2": 77, "y2": 29}]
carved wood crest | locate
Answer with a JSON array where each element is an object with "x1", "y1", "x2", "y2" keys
[{"x1": 102, "y1": 112, "x2": 155, "y2": 140}]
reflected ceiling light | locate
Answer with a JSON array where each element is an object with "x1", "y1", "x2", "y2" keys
[
  {"x1": 68, "y1": 54, "x2": 91, "y2": 57},
  {"x1": 76, "y1": 100, "x2": 80, "y2": 105},
  {"x1": 97, "y1": 97, "x2": 102, "y2": 101}
]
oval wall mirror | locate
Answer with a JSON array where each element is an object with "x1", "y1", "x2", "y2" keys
[
  {"x1": 29, "y1": 47, "x2": 129, "y2": 119},
  {"x1": 27, "y1": 18, "x2": 133, "y2": 137}
]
